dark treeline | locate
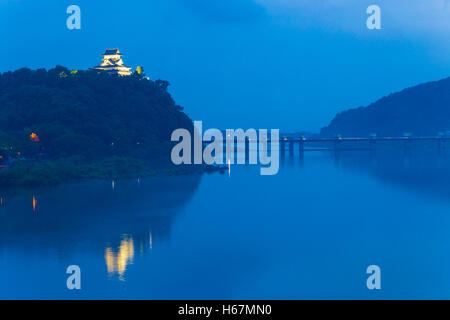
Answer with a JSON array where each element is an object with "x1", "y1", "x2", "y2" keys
[
  {"x1": 321, "y1": 77, "x2": 450, "y2": 137},
  {"x1": 0, "y1": 66, "x2": 195, "y2": 185}
]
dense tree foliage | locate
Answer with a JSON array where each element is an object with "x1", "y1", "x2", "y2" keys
[
  {"x1": 321, "y1": 77, "x2": 450, "y2": 137},
  {"x1": 0, "y1": 66, "x2": 195, "y2": 185}
]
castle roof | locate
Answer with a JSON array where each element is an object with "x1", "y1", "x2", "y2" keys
[
  {"x1": 99, "y1": 59, "x2": 130, "y2": 68},
  {"x1": 102, "y1": 49, "x2": 122, "y2": 56},
  {"x1": 93, "y1": 64, "x2": 131, "y2": 69}
]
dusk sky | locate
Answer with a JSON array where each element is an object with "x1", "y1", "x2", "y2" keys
[{"x1": 1, "y1": 0, "x2": 450, "y2": 131}]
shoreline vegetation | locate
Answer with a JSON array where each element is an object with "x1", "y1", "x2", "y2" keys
[
  {"x1": 0, "y1": 157, "x2": 224, "y2": 186},
  {"x1": 0, "y1": 66, "x2": 224, "y2": 186}
]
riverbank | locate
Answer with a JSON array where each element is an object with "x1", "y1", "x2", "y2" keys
[{"x1": 0, "y1": 156, "x2": 225, "y2": 186}]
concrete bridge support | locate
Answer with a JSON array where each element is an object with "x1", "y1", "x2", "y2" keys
[
  {"x1": 299, "y1": 141, "x2": 304, "y2": 159},
  {"x1": 280, "y1": 141, "x2": 286, "y2": 157},
  {"x1": 288, "y1": 141, "x2": 294, "y2": 156}
]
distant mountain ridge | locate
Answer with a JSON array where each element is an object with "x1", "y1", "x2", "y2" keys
[{"x1": 320, "y1": 77, "x2": 450, "y2": 137}]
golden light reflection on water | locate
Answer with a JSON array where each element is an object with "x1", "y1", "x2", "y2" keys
[
  {"x1": 32, "y1": 196, "x2": 37, "y2": 213},
  {"x1": 149, "y1": 232, "x2": 152, "y2": 250},
  {"x1": 105, "y1": 236, "x2": 135, "y2": 281}
]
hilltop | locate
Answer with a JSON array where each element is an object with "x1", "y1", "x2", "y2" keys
[
  {"x1": 0, "y1": 66, "x2": 199, "y2": 185},
  {"x1": 320, "y1": 77, "x2": 450, "y2": 137}
]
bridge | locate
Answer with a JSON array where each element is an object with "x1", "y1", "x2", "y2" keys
[
  {"x1": 205, "y1": 136, "x2": 450, "y2": 156},
  {"x1": 274, "y1": 136, "x2": 450, "y2": 156}
]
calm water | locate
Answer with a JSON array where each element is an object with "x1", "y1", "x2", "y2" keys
[{"x1": 1, "y1": 148, "x2": 450, "y2": 299}]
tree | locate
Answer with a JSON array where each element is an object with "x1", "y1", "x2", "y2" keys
[{"x1": 155, "y1": 79, "x2": 169, "y2": 91}]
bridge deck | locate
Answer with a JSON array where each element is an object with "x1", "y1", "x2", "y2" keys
[{"x1": 203, "y1": 137, "x2": 450, "y2": 143}]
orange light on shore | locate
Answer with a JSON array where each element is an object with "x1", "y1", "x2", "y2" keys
[{"x1": 30, "y1": 132, "x2": 40, "y2": 142}]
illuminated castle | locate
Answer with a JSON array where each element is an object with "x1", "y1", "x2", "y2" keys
[{"x1": 91, "y1": 48, "x2": 132, "y2": 76}]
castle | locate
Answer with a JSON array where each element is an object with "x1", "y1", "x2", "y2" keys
[{"x1": 91, "y1": 48, "x2": 132, "y2": 76}]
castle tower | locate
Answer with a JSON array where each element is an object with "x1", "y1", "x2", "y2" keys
[{"x1": 92, "y1": 48, "x2": 132, "y2": 76}]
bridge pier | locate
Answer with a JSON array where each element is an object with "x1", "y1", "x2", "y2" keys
[
  {"x1": 333, "y1": 149, "x2": 341, "y2": 166},
  {"x1": 288, "y1": 141, "x2": 294, "y2": 156},
  {"x1": 403, "y1": 138, "x2": 411, "y2": 157},
  {"x1": 299, "y1": 141, "x2": 304, "y2": 159},
  {"x1": 437, "y1": 138, "x2": 445, "y2": 157},
  {"x1": 334, "y1": 138, "x2": 341, "y2": 151},
  {"x1": 245, "y1": 139, "x2": 250, "y2": 163},
  {"x1": 369, "y1": 138, "x2": 376, "y2": 150},
  {"x1": 280, "y1": 140, "x2": 286, "y2": 157}
]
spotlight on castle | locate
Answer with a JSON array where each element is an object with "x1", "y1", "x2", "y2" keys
[{"x1": 91, "y1": 48, "x2": 132, "y2": 76}]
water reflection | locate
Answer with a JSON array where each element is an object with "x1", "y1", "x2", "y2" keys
[
  {"x1": 32, "y1": 195, "x2": 37, "y2": 213},
  {"x1": 0, "y1": 175, "x2": 202, "y2": 254},
  {"x1": 2, "y1": 144, "x2": 450, "y2": 299},
  {"x1": 105, "y1": 235, "x2": 135, "y2": 280},
  {"x1": 149, "y1": 232, "x2": 152, "y2": 250},
  {"x1": 333, "y1": 148, "x2": 450, "y2": 200}
]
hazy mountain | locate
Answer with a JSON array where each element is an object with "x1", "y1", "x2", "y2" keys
[{"x1": 321, "y1": 77, "x2": 450, "y2": 137}]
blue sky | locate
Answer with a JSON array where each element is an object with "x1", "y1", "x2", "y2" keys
[{"x1": 0, "y1": 0, "x2": 449, "y2": 131}]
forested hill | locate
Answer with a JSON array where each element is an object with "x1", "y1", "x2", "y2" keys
[
  {"x1": 320, "y1": 77, "x2": 450, "y2": 137},
  {"x1": 0, "y1": 66, "x2": 195, "y2": 185}
]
